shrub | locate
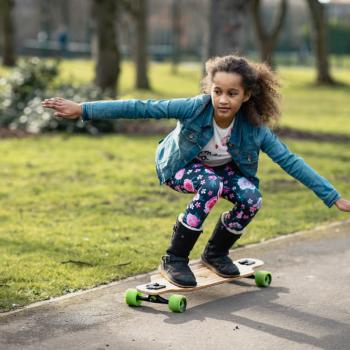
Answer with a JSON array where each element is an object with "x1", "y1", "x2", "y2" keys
[
  {"x1": 0, "y1": 57, "x2": 119, "y2": 134},
  {"x1": 0, "y1": 57, "x2": 58, "y2": 126}
]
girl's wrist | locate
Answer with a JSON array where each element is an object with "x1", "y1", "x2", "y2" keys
[{"x1": 78, "y1": 103, "x2": 84, "y2": 117}]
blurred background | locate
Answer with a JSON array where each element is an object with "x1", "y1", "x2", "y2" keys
[{"x1": 0, "y1": 0, "x2": 349, "y2": 134}]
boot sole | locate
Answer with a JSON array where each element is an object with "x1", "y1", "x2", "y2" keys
[
  {"x1": 201, "y1": 255, "x2": 240, "y2": 278},
  {"x1": 158, "y1": 265, "x2": 197, "y2": 288}
]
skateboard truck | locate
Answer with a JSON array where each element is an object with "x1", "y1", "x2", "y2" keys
[
  {"x1": 125, "y1": 288, "x2": 188, "y2": 312},
  {"x1": 137, "y1": 294, "x2": 169, "y2": 305}
]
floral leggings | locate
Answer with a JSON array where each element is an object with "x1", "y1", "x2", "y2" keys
[{"x1": 165, "y1": 160, "x2": 262, "y2": 232}]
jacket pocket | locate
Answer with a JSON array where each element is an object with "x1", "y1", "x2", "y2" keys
[
  {"x1": 239, "y1": 150, "x2": 258, "y2": 164},
  {"x1": 181, "y1": 128, "x2": 200, "y2": 144},
  {"x1": 178, "y1": 128, "x2": 201, "y2": 161},
  {"x1": 238, "y1": 150, "x2": 259, "y2": 176}
]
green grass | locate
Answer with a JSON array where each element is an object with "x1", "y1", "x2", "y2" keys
[
  {"x1": 56, "y1": 59, "x2": 202, "y2": 99},
  {"x1": 279, "y1": 66, "x2": 350, "y2": 135},
  {"x1": 1, "y1": 134, "x2": 349, "y2": 311},
  {"x1": 1, "y1": 59, "x2": 350, "y2": 312}
]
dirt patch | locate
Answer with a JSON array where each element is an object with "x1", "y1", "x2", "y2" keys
[
  {"x1": 0, "y1": 128, "x2": 32, "y2": 139},
  {"x1": 116, "y1": 120, "x2": 174, "y2": 135},
  {"x1": 1, "y1": 123, "x2": 349, "y2": 142},
  {"x1": 262, "y1": 178, "x2": 300, "y2": 192},
  {"x1": 275, "y1": 126, "x2": 350, "y2": 143}
]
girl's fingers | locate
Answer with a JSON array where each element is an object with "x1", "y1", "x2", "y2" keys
[
  {"x1": 42, "y1": 99, "x2": 56, "y2": 105},
  {"x1": 43, "y1": 103, "x2": 59, "y2": 110},
  {"x1": 43, "y1": 97, "x2": 64, "y2": 105},
  {"x1": 42, "y1": 100, "x2": 64, "y2": 110},
  {"x1": 54, "y1": 112, "x2": 71, "y2": 118}
]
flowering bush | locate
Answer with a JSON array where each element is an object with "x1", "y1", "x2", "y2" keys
[{"x1": 0, "y1": 57, "x2": 118, "y2": 134}]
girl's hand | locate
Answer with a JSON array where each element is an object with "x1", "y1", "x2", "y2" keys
[
  {"x1": 335, "y1": 198, "x2": 350, "y2": 212},
  {"x1": 42, "y1": 97, "x2": 82, "y2": 119}
]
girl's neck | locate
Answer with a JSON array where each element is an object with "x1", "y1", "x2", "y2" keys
[{"x1": 214, "y1": 114, "x2": 235, "y2": 129}]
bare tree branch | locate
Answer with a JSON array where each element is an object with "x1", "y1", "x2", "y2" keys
[{"x1": 252, "y1": 0, "x2": 287, "y2": 67}]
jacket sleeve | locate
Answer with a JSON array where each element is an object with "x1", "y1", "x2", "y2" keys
[
  {"x1": 80, "y1": 95, "x2": 206, "y2": 122},
  {"x1": 260, "y1": 126, "x2": 340, "y2": 208}
]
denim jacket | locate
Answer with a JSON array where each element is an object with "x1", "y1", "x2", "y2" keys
[{"x1": 81, "y1": 94, "x2": 340, "y2": 207}]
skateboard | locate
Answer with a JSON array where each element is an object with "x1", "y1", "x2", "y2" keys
[{"x1": 124, "y1": 258, "x2": 272, "y2": 313}]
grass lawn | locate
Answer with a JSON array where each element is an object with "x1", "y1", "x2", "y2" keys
[{"x1": 0, "y1": 59, "x2": 350, "y2": 312}]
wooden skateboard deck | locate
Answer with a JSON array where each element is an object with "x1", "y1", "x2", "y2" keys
[
  {"x1": 136, "y1": 258, "x2": 264, "y2": 295},
  {"x1": 125, "y1": 258, "x2": 271, "y2": 312}
]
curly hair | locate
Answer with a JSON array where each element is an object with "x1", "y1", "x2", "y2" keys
[{"x1": 201, "y1": 55, "x2": 281, "y2": 126}]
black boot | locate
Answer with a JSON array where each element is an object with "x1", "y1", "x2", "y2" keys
[
  {"x1": 159, "y1": 215, "x2": 202, "y2": 287},
  {"x1": 201, "y1": 212, "x2": 242, "y2": 277}
]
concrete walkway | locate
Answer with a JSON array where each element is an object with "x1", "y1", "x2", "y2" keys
[{"x1": 1, "y1": 220, "x2": 350, "y2": 350}]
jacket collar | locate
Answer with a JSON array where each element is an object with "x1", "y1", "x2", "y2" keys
[
  {"x1": 200, "y1": 101, "x2": 242, "y2": 148},
  {"x1": 229, "y1": 111, "x2": 242, "y2": 148},
  {"x1": 198, "y1": 95, "x2": 213, "y2": 128}
]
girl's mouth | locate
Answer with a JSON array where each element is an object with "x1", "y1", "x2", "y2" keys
[{"x1": 218, "y1": 107, "x2": 231, "y2": 113}]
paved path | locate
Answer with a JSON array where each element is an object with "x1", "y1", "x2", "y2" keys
[{"x1": 1, "y1": 220, "x2": 350, "y2": 350}]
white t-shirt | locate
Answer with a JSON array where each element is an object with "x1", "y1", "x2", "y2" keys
[{"x1": 196, "y1": 118, "x2": 234, "y2": 167}]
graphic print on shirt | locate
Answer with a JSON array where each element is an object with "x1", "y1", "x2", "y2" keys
[
  {"x1": 196, "y1": 119, "x2": 234, "y2": 166},
  {"x1": 197, "y1": 134, "x2": 230, "y2": 160}
]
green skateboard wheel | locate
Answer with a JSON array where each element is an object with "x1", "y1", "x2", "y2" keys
[
  {"x1": 125, "y1": 288, "x2": 143, "y2": 307},
  {"x1": 168, "y1": 294, "x2": 187, "y2": 313},
  {"x1": 255, "y1": 271, "x2": 272, "y2": 287}
]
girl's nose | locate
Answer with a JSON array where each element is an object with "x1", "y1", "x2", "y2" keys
[{"x1": 219, "y1": 94, "x2": 228, "y2": 104}]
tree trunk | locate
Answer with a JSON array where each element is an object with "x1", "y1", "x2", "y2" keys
[
  {"x1": 205, "y1": 0, "x2": 250, "y2": 59},
  {"x1": 39, "y1": 0, "x2": 52, "y2": 40},
  {"x1": 171, "y1": 0, "x2": 181, "y2": 75},
  {"x1": 306, "y1": 0, "x2": 334, "y2": 85},
  {"x1": 0, "y1": 0, "x2": 16, "y2": 66},
  {"x1": 134, "y1": 0, "x2": 150, "y2": 89},
  {"x1": 92, "y1": 0, "x2": 121, "y2": 97},
  {"x1": 251, "y1": 0, "x2": 287, "y2": 68}
]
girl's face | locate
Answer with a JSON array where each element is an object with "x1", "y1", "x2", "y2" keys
[{"x1": 210, "y1": 71, "x2": 250, "y2": 126}]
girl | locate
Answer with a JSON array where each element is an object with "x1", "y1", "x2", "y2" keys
[{"x1": 42, "y1": 55, "x2": 350, "y2": 288}]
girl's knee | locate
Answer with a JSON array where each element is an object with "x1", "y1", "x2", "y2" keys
[
  {"x1": 239, "y1": 189, "x2": 262, "y2": 209},
  {"x1": 203, "y1": 176, "x2": 223, "y2": 198}
]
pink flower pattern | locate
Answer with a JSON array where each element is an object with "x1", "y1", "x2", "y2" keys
[
  {"x1": 183, "y1": 179, "x2": 195, "y2": 192},
  {"x1": 175, "y1": 168, "x2": 185, "y2": 180},
  {"x1": 186, "y1": 213, "x2": 200, "y2": 228},
  {"x1": 166, "y1": 161, "x2": 261, "y2": 232},
  {"x1": 204, "y1": 196, "x2": 218, "y2": 213}
]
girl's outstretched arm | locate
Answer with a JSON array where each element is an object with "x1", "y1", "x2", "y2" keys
[
  {"x1": 42, "y1": 97, "x2": 82, "y2": 119},
  {"x1": 42, "y1": 95, "x2": 209, "y2": 122}
]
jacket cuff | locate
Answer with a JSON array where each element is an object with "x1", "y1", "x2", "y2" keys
[
  {"x1": 324, "y1": 192, "x2": 341, "y2": 208},
  {"x1": 80, "y1": 102, "x2": 92, "y2": 122}
]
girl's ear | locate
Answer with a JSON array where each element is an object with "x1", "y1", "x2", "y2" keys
[{"x1": 243, "y1": 90, "x2": 251, "y2": 102}]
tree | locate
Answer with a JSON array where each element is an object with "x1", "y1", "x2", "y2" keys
[
  {"x1": 306, "y1": 0, "x2": 335, "y2": 85},
  {"x1": 92, "y1": 0, "x2": 121, "y2": 97},
  {"x1": 171, "y1": 0, "x2": 181, "y2": 74},
  {"x1": 205, "y1": 0, "x2": 250, "y2": 59},
  {"x1": 121, "y1": 0, "x2": 150, "y2": 90},
  {"x1": 251, "y1": 0, "x2": 287, "y2": 68},
  {"x1": 0, "y1": 0, "x2": 16, "y2": 66}
]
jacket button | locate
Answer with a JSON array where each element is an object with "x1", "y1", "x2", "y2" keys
[{"x1": 189, "y1": 134, "x2": 194, "y2": 139}]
